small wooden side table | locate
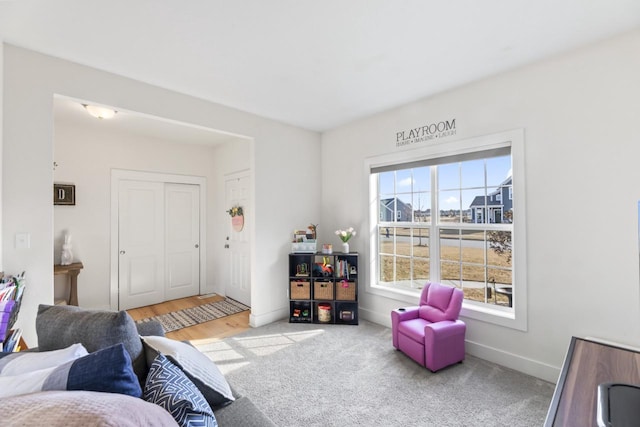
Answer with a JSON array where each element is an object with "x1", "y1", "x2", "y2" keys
[{"x1": 54, "y1": 262, "x2": 84, "y2": 306}]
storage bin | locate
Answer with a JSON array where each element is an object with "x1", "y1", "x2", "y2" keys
[
  {"x1": 318, "y1": 303, "x2": 332, "y2": 323},
  {"x1": 336, "y1": 280, "x2": 356, "y2": 300},
  {"x1": 314, "y1": 281, "x2": 334, "y2": 300},
  {"x1": 291, "y1": 240, "x2": 317, "y2": 253},
  {"x1": 290, "y1": 281, "x2": 311, "y2": 299}
]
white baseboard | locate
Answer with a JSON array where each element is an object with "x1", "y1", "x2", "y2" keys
[
  {"x1": 250, "y1": 307, "x2": 288, "y2": 328},
  {"x1": 360, "y1": 307, "x2": 560, "y2": 384},
  {"x1": 465, "y1": 340, "x2": 560, "y2": 383}
]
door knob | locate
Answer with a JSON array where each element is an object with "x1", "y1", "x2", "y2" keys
[
  {"x1": 119, "y1": 250, "x2": 126, "y2": 255},
  {"x1": 195, "y1": 244, "x2": 199, "y2": 248}
]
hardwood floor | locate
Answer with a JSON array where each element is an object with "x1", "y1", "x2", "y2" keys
[{"x1": 127, "y1": 294, "x2": 251, "y2": 342}]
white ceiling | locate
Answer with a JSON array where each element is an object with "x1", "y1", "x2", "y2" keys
[{"x1": 2, "y1": 0, "x2": 640, "y2": 132}]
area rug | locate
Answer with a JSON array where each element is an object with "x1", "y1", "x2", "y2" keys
[
  {"x1": 137, "y1": 298, "x2": 249, "y2": 332},
  {"x1": 196, "y1": 320, "x2": 555, "y2": 427}
]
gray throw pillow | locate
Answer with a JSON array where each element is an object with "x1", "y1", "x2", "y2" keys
[{"x1": 36, "y1": 304, "x2": 146, "y2": 381}]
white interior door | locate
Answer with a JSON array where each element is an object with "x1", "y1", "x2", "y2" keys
[
  {"x1": 118, "y1": 180, "x2": 165, "y2": 310},
  {"x1": 165, "y1": 183, "x2": 201, "y2": 301},
  {"x1": 225, "y1": 172, "x2": 251, "y2": 306}
]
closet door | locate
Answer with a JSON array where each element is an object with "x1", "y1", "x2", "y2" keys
[
  {"x1": 118, "y1": 180, "x2": 166, "y2": 310},
  {"x1": 164, "y1": 183, "x2": 200, "y2": 301}
]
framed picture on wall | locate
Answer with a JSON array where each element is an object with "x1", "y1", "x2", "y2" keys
[{"x1": 54, "y1": 183, "x2": 75, "y2": 205}]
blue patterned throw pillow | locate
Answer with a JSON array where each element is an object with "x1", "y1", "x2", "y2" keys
[{"x1": 144, "y1": 353, "x2": 218, "y2": 427}]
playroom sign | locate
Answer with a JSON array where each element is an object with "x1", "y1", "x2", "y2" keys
[{"x1": 395, "y1": 118, "x2": 456, "y2": 148}]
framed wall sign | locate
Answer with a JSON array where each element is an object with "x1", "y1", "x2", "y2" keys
[{"x1": 54, "y1": 184, "x2": 75, "y2": 205}]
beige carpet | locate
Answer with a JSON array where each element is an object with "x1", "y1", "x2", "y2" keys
[{"x1": 196, "y1": 319, "x2": 555, "y2": 427}]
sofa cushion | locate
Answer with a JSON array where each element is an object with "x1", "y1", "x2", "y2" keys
[
  {"x1": 213, "y1": 395, "x2": 278, "y2": 427},
  {"x1": 142, "y1": 335, "x2": 234, "y2": 408},
  {"x1": 36, "y1": 304, "x2": 146, "y2": 381},
  {"x1": 144, "y1": 353, "x2": 218, "y2": 427},
  {"x1": 2, "y1": 390, "x2": 179, "y2": 427},
  {"x1": 0, "y1": 343, "x2": 88, "y2": 376},
  {"x1": 0, "y1": 343, "x2": 141, "y2": 398}
]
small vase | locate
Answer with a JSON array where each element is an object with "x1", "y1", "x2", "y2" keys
[
  {"x1": 342, "y1": 242, "x2": 349, "y2": 253},
  {"x1": 61, "y1": 234, "x2": 73, "y2": 265}
]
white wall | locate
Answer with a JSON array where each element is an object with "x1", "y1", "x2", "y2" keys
[
  {"x1": 321, "y1": 30, "x2": 640, "y2": 382},
  {"x1": 53, "y1": 118, "x2": 244, "y2": 308},
  {"x1": 3, "y1": 44, "x2": 321, "y2": 345}
]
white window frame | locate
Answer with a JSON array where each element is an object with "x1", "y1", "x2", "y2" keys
[{"x1": 365, "y1": 129, "x2": 527, "y2": 331}]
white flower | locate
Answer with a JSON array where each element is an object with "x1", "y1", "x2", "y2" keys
[{"x1": 335, "y1": 227, "x2": 357, "y2": 243}]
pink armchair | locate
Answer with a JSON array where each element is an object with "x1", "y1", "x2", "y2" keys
[{"x1": 391, "y1": 282, "x2": 466, "y2": 372}]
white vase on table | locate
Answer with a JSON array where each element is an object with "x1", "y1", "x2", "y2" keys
[
  {"x1": 342, "y1": 242, "x2": 349, "y2": 253},
  {"x1": 61, "y1": 234, "x2": 73, "y2": 265}
]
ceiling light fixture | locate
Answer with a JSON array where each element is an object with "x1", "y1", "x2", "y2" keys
[{"x1": 82, "y1": 104, "x2": 117, "y2": 120}]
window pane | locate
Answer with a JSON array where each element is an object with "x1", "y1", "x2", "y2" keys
[
  {"x1": 412, "y1": 229, "x2": 429, "y2": 258},
  {"x1": 379, "y1": 171, "x2": 395, "y2": 194},
  {"x1": 396, "y1": 256, "x2": 411, "y2": 282},
  {"x1": 379, "y1": 255, "x2": 394, "y2": 282},
  {"x1": 462, "y1": 263, "x2": 488, "y2": 304},
  {"x1": 462, "y1": 263, "x2": 485, "y2": 284},
  {"x1": 412, "y1": 192, "x2": 430, "y2": 224},
  {"x1": 440, "y1": 261, "x2": 460, "y2": 286},
  {"x1": 396, "y1": 195, "x2": 412, "y2": 222},
  {"x1": 439, "y1": 190, "x2": 461, "y2": 223},
  {"x1": 460, "y1": 159, "x2": 485, "y2": 190},
  {"x1": 379, "y1": 225, "x2": 394, "y2": 244},
  {"x1": 489, "y1": 268, "x2": 513, "y2": 307},
  {"x1": 462, "y1": 189, "x2": 482, "y2": 223},
  {"x1": 440, "y1": 228, "x2": 460, "y2": 262},
  {"x1": 461, "y1": 229, "x2": 484, "y2": 263},
  {"x1": 380, "y1": 195, "x2": 395, "y2": 222},
  {"x1": 413, "y1": 257, "x2": 429, "y2": 282},
  {"x1": 413, "y1": 167, "x2": 430, "y2": 192},
  {"x1": 487, "y1": 230, "x2": 512, "y2": 269},
  {"x1": 438, "y1": 162, "x2": 459, "y2": 190},
  {"x1": 379, "y1": 229, "x2": 394, "y2": 256},
  {"x1": 396, "y1": 227, "x2": 412, "y2": 256},
  {"x1": 486, "y1": 155, "x2": 511, "y2": 187},
  {"x1": 396, "y1": 170, "x2": 413, "y2": 192}
]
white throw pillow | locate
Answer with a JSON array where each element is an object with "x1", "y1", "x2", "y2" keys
[
  {"x1": 142, "y1": 335, "x2": 234, "y2": 408},
  {"x1": 0, "y1": 366, "x2": 57, "y2": 398},
  {"x1": 0, "y1": 343, "x2": 88, "y2": 376}
]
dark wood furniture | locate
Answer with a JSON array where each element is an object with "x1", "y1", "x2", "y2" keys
[
  {"x1": 545, "y1": 336, "x2": 640, "y2": 426},
  {"x1": 54, "y1": 262, "x2": 84, "y2": 306},
  {"x1": 288, "y1": 252, "x2": 358, "y2": 324}
]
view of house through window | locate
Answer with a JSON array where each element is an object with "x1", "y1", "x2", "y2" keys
[{"x1": 375, "y1": 148, "x2": 513, "y2": 309}]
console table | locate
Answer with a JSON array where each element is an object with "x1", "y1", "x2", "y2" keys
[
  {"x1": 545, "y1": 336, "x2": 640, "y2": 426},
  {"x1": 54, "y1": 262, "x2": 84, "y2": 306}
]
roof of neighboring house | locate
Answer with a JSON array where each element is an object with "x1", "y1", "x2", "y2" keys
[
  {"x1": 380, "y1": 198, "x2": 412, "y2": 209},
  {"x1": 469, "y1": 196, "x2": 503, "y2": 208}
]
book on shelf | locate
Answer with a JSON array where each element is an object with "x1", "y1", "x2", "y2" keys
[
  {"x1": 0, "y1": 271, "x2": 26, "y2": 345},
  {"x1": 2, "y1": 328, "x2": 22, "y2": 352}
]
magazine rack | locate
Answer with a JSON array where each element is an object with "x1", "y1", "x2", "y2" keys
[{"x1": 0, "y1": 274, "x2": 25, "y2": 345}]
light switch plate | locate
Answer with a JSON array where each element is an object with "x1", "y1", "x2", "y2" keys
[{"x1": 15, "y1": 232, "x2": 30, "y2": 249}]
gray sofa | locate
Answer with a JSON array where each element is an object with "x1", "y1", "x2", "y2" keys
[{"x1": 30, "y1": 304, "x2": 276, "y2": 427}]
